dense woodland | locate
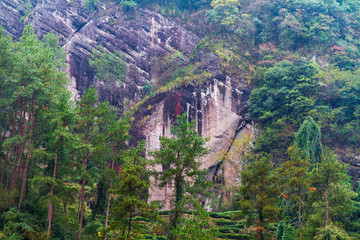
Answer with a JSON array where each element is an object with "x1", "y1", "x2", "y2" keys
[{"x1": 2, "y1": 0, "x2": 360, "y2": 239}]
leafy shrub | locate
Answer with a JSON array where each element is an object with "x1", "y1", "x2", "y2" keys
[
  {"x1": 83, "y1": 220, "x2": 103, "y2": 236},
  {"x1": 218, "y1": 233, "x2": 251, "y2": 239},
  {"x1": 208, "y1": 212, "x2": 231, "y2": 219}
]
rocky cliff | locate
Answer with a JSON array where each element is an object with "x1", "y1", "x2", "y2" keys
[{"x1": 1, "y1": 0, "x2": 252, "y2": 204}]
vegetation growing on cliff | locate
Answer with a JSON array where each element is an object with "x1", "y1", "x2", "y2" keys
[{"x1": 2, "y1": 0, "x2": 360, "y2": 239}]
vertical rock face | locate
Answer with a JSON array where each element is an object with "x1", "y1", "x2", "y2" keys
[
  {"x1": 129, "y1": 47, "x2": 252, "y2": 205},
  {"x1": 0, "y1": 0, "x2": 23, "y2": 40},
  {"x1": 1, "y1": 0, "x2": 201, "y2": 103},
  {"x1": 1, "y1": 0, "x2": 252, "y2": 206}
]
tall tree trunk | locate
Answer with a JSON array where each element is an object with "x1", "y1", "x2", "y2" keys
[
  {"x1": 325, "y1": 184, "x2": 329, "y2": 227},
  {"x1": 47, "y1": 141, "x2": 60, "y2": 239},
  {"x1": 0, "y1": 114, "x2": 11, "y2": 186},
  {"x1": 78, "y1": 149, "x2": 88, "y2": 240},
  {"x1": 1, "y1": 150, "x2": 9, "y2": 187},
  {"x1": 169, "y1": 151, "x2": 183, "y2": 239},
  {"x1": 5, "y1": 106, "x2": 19, "y2": 188},
  {"x1": 104, "y1": 154, "x2": 116, "y2": 240},
  {"x1": 298, "y1": 187, "x2": 302, "y2": 240},
  {"x1": 78, "y1": 129, "x2": 89, "y2": 240},
  {"x1": 6, "y1": 100, "x2": 20, "y2": 188},
  {"x1": 10, "y1": 100, "x2": 26, "y2": 190},
  {"x1": 17, "y1": 103, "x2": 30, "y2": 186},
  {"x1": 64, "y1": 201, "x2": 68, "y2": 238},
  {"x1": 18, "y1": 100, "x2": 35, "y2": 211},
  {"x1": 127, "y1": 210, "x2": 133, "y2": 240},
  {"x1": 257, "y1": 208, "x2": 264, "y2": 240}
]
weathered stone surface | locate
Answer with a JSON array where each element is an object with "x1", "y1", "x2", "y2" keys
[
  {"x1": 130, "y1": 76, "x2": 251, "y2": 205},
  {"x1": 1, "y1": 0, "x2": 252, "y2": 206},
  {"x1": 0, "y1": 0, "x2": 23, "y2": 40}
]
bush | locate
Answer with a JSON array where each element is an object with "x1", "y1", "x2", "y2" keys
[
  {"x1": 209, "y1": 212, "x2": 231, "y2": 219},
  {"x1": 144, "y1": 235, "x2": 167, "y2": 240},
  {"x1": 217, "y1": 227, "x2": 241, "y2": 234},
  {"x1": 218, "y1": 233, "x2": 251, "y2": 239},
  {"x1": 83, "y1": 220, "x2": 103, "y2": 236},
  {"x1": 215, "y1": 220, "x2": 245, "y2": 227}
]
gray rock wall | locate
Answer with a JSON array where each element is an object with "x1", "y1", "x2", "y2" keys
[{"x1": 0, "y1": 0, "x2": 252, "y2": 206}]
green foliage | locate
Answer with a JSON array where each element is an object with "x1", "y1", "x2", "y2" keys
[
  {"x1": 276, "y1": 220, "x2": 285, "y2": 240},
  {"x1": 218, "y1": 233, "x2": 250, "y2": 239},
  {"x1": 295, "y1": 116, "x2": 323, "y2": 163},
  {"x1": 314, "y1": 223, "x2": 352, "y2": 240},
  {"x1": 119, "y1": 0, "x2": 138, "y2": 9},
  {"x1": 108, "y1": 141, "x2": 159, "y2": 239},
  {"x1": 3, "y1": 0, "x2": 360, "y2": 238},
  {"x1": 83, "y1": 220, "x2": 103, "y2": 236},
  {"x1": 135, "y1": 0, "x2": 211, "y2": 12},
  {"x1": 282, "y1": 224, "x2": 295, "y2": 240},
  {"x1": 277, "y1": 146, "x2": 312, "y2": 237},
  {"x1": 150, "y1": 113, "x2": 210, "y2": 235},
  {"x1": 249, "y1": 60, "x2": 319, "y2": 158},
  {"x1": 84, "y1": 0, "x2": 211, "y2": 14},
  {"x1": 207, "y1": 0, "x2": 360, "y2": 54},
  {"x1": 84, "y1": 0, "x2": 100, "y2": 12},
  {"x1": 207, "y1": 0, "x2": 241, "y2": 30},
  {"x1": 208, "y1": 212, "x2": 231, "y2": 219},
  {"x1": 207, "y1": 0, "x2": 258, "y2": 45},
  {"x1": 314, "y1": 67, "x2": 360, "y2": 148},
  {"x1": 170, "y1": 201, "x2": 218, "y2": 240},
  {"x1": 304, "y1": 149, "x2": 358, "y2": 238},
  {"x1": 89, "y1": 45, "x2": 127, "y2": 85},
  {"x1": 0, "y1": 208, "x2": 46, "y2": 240},
  {"x1": 238, "y1": 153, "x2": 280, "y2": 239}
]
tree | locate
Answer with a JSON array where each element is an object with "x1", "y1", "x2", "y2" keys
[
  {"x1": 314, "y1": 223, "x2": 352, "y2": 240},
  {"x1": 310, "y1": 149, "x2": 344, "y2": 227},
  {"x1": 305, "y1": 149, "x2": 358, "y2": 238},
  {"x1": 249, "y1": 60, "x2": 319, "y2": 159},
  {"x1": 103, "y1": 114, "x2": 131, "y2": 239},
  {"x1": 277, "y1": 146, "x2": 312, "y2": 239},
  {"x1": 276, "y1": 220, "x2": 296, "y2": 240},
  {"x1": 207, "y1": 0, "x2": 241, "y2": 32},
  {"x1": 76, "y1": 86, "x2": 114, "y2": 240},
  {"x1": 169, "y1": 199, "x2": 218, "y2": 240},
  {"x1": 41, "y1": 93, "x2": 77, "y2": 239},
  {"x1": 207, "y1": 0, "x2": 258, "y2": 45},
  {"x1": 249, "y1": 61, "x2": 318, "y2": 126},
  {"x1": 108, "y1": 141, "x2": 158, "y2": 239},
  {"x1": 239, "y1": 153, "x2": 280, "y2": 240},
  {"x1": 0, "y1": 26, "x2": 17, "y2": 188},
  {"x1": 295, "y1": 116, "x2": 323, "y2": 164},
  {"x1": 150, "y1": 113, "x2": 210, "y2": 237},
  {"x1": 0, "y1": 25, "x2": 69, "y2": 211}
]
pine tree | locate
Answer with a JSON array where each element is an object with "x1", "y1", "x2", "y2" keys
[
  {"x1": 76, "y1": 86, "x2": 114, "y2": 240},
  {"x1": 282, "y1": 224, "x2": 296, "y2": 240},
  {"x1": 239, "y1": 153, "x2": 280, "y2": 240},
  {"x1": 278, "y1": 146, "x2": 312, "y2": 239},
  {"x1": 103, "y1": 114, "x2": 131, "y2": 240},
  {"x1": 108, "y1": 141, "x2": 158, "y2": 239},
  {"x1": 0, "y1": 26, "x2": 17, "y2": 188},
  {"x1": 305, "y1": 149, "x2": 358, "y2": 238},
  {"x1": 150, "y1": 113, "x2": 210, "y2": 237},
  {"x1": 0, "y1": 25, "x2": 68, "y2": 211},
  {"x1": 311, "y1": 149, "x2": 345, "y2": 227},
  {"x1": 40, "y1": 93, "x2": 77, "y2": 239},
  {"x1": 295, "y1": 116, "x2": 323, "y2": 164},
  {"x1": 276, "y1": 220, "x2": 285, "y2": 240},
  {"x1": 314, "y1": 223, "x2": 352, "y2": 240},
  {"x1": 170, "y1": 199, "x2": 218, "y2": 240}
]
